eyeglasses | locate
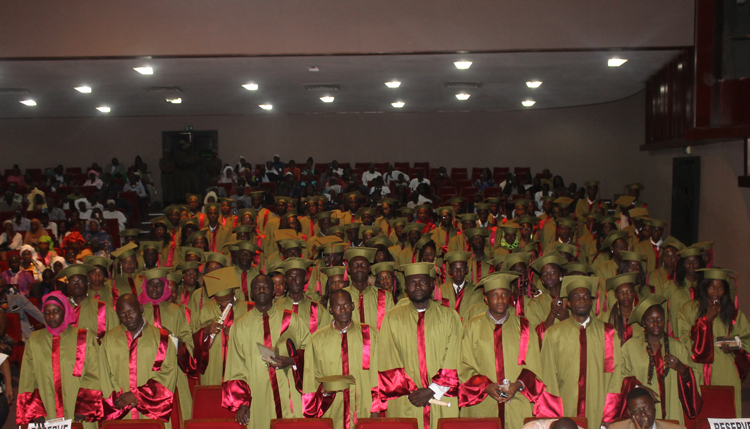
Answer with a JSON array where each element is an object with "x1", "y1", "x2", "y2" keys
[{"x1": 630, "y1": 405, "x2": 655, "y2": 416}]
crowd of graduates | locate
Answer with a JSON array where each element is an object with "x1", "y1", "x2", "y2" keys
[{"x1": 8, "y1": 158, "x2": 749, "y2": 429}]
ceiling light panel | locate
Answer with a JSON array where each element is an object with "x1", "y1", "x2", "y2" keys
[
  {"x1": 20, "y1": 99, "x2": 36, "y2": 106},
  {"x1": 75, "y1": 86, "x2": 92, "y2": 93},
  {"x1": 133, "y1": 66, "x2": 153, "y2": 75},
  {"x1": 526, "y1": 81, "x2": 542, "y2": 88},
  {"x1": 96, "y1": 106, "x2": 111, "y2": 112},
  {"x1": 385, "y1": 81, "x2": 401, "y2": 88},
  {"x1": 391, "y1": 101, "x2": 405, "y2": 108},
  {"x1": 454, "y1": 61, "x2": 472, "y2": 70},
  {"x1": 608, "y1": 58, "x2": 627, "y2": 67},
  {"x1": 243, "y1": 83, "x2": 259, "y2": 91}
]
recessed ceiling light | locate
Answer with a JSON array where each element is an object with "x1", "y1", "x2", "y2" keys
[
  {"x1": 20, "y1": 99, "x2": 36, "y2": 106},
  {"x1": 166, "y1": 98, "x2": 182, "y2": 104},
  {"x1": 259, "y1": 104, "x2": 273, "y2": 110},
  {"x1": 608, "y1": 58, "x2": 627, "y2": 67},
  {"x1": 242, "y1": 83, "x2": 259, "y2": 91},
  {"x1": 75, "y1": 86, "x2": 92, "y2": 93},
  {"x1": 96, "y1": 106, "x2": 111, "y2": 113},
  {"x1": 526, "y1": 81, "x2": 542, "y2": 88},
  {"x1": 320, "y1": 96, "x2": 335, "y2": 103},
  {"x1": 133, "y1": 66, "x2": 153, "y2": 75},
  {"x1": 521, "y1": 100, "x2": 535, "y2": 107},
  {"x1": 309, "y1": 66, "x2": 319, "y2": 72},
  {"x1": 455, "y1": 93, "x2": 470, "y2": 100},
  {"x1": 385, "y1": 81, "x2": 401, "y2": 88},
  {"x1": 454, "y1": 61, "x2": 472, "y2": 70},
  {"x1": 391, "y1": 101, "x2": 405, "y2": 108}
]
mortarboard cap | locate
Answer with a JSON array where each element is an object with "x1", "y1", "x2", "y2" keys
[
  {"x1": 629, "y1": 294, "x2": 667, "y2": 326},
  {"x1": 561, "y1": 275, "x2": 599, "y2": 297},
  {"x1": 203, "y1": 266, "x2": 240, "y2": 297}
]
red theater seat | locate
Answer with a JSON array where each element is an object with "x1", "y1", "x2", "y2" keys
[
  {"x1": 438, "y1": 417, "x2": 502, "y2": 429},
  {"x1": 271, "y1": 419, "x2": 334, "y2": 429},
  {"x1": 683, "y1": 385, "x2": 735, "y2": 429},
  {"x1": 356, "y1": 418, "x2": 418, "y2": 429},
  {"x1": 102, "y1": 420, "x2": 165, "y2": 429},
  {"x1": 192, "y1": 385, "x2": 237, "y2": 419},
  {"x1": 185, "y1": 419, "x2": 243, "y2": 429}
]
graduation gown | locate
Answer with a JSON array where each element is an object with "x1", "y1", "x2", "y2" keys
[
  {"x1": 678, "y1": 301, "x2": 750, "y2": 416},
  {"x1": 468, "y1": 253, "x2": 494, "y2": 285},
  {"x1": 648, "y1": 267, "x2": 671, "y2": 296},
  {"x1": 143, "y1": 301, "x2": 195, "y2": 419},
  {"x1": 436, "y1": 281, "x2": 485, "y2": 320},
  {"x1": 235, "y1": 266, "x2": 260, "y2": 301},
  {"x1": 204, "y1": 224, "x2": 232, "y2": 253},
  {"x1": 665, "y1": 280, "x2": 696, "y2": 336},
  {"x1": 344, "y1": 285, "x2": 394, "y2": 331},
  {"x1": 71, "y1": 295, "x2": 119, "y2": 340},
  {"x1": 17, "y1": 327, "x2": 103, "y2": 426},
  {"x1": 88, "y1": 280, "x2": 116, "y2": 308},
  {"x1": 256, "y1": 207, "x2": 277, "y2": 232},
  {"x1": 222, "y1": 305, "x2": 310, "y2": 428},
  {"x1": 377, "y1": 301, "x2": 461, "y2": 429},
  {"x1": 596, "y1": 305, "x2": 644, "y2": 345},
  {"x1": 620, "y1": 336, "x2": 702, "y2": 424},
  {"x1": 112, "y1": 272, "x2": 143, "y2": 300},
  {"x1": 458, "y1": 312, "x2": 546, "y2": 429},
  {"x1": 276, "y1": 295, "x2": 332, "y2": 334},
  {"x1": 540, "y1": 316, "x2": 623, "y2": 429},
  {"x1": 302, "y1": 322, "x2": 380, "y2": 429},
  {"x1": 430, "y1": 227, "x2": 458, "y2": 253},
  {"x1": 447, "y1": 234, "x2": 468, "y2": 253},
  {"x1": 193, "y1": 298, "x2": 254, "y2": 385},
  {"x1": 635, "y1": 239, "x2": 660, "y2": 273},
  {"x1": 525, "y1": 293, "x2": 566, "y2": 344},
  {"x1": 100, "y1": 323, "x2": 178, "y2": 422}
]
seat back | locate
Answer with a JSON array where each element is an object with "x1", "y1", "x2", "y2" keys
[
  {"x1": 393, "y1": 162, "x2": 410, "y2": 171},
  {"x1": 184, "y1": 419, "x2": 243, "y2": 429},
  {"x1": 356, "y1": 418, "x2": 419, "y2": 429},
  {"x1": 271, "y1": 418, "x2": 334, "y2": 429},
  {"x1": 192, "y1": 385, "x2": 237, "y2": 419},
  {"x1": 684, "y1": 385, "x2": 735, "y2": 429},
  {"x1": 102, "y1": 420, "x2": 165, "y2": 429},
  {"x1": 437, "y1": 417, "x2": 502, "y2": 429}
]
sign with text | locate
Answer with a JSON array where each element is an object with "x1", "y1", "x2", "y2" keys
[{"x1": 708, "y1": 419, "x2": 750, "y2": 429}]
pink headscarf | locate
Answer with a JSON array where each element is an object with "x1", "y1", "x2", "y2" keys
[
  {"x1": 138, "y1": 277, "x2": 172, "y2": 305},
  {"x1": 42, "y1": 291, "x2": 76, "y2": 336}
]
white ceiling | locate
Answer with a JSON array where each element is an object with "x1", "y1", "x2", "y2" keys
[{"x1": 0, "y1": 49, "x2": 682, "y2": 118}]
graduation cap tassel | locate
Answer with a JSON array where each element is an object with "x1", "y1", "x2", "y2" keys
[
  {"x1": 595, "y1": 288, "x2": 601, "y2": 316},
  {"x1": 343, "y1": 261, "x2": 348, "y2": 281}
]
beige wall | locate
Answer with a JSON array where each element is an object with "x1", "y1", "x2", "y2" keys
[{"x1": 0, "y1": 1, "x2": 693, "y2": 58}]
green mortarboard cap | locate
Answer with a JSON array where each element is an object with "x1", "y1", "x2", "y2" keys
[
  {"x1": 321, "y1": 266, "x2": 347, "y2": 277},
  {"x1": 345, "y1": 247, "x2": 377, "y2": 263},
  {"x1": 219, "y1": 197, "x2": 234, "y2": 204},
  {"x1": 694, "y1": 241, "x2": 714, "y2": 251},
  {"x1": 629, "y1": 294, "x2": 667, "y2": 326},
  {"x1": 56, "y1": 264, "x2": 95, "y2": 280},
  {"x1": 584, "y1": 180, "x2": 600, "y2": 187},
  {"x1": 515, "y1": 216, "x2": 538, "y2": 225},
  {"x1": 502, "y1": 251, "x2": 532, "y2": 270},
  {"x1": 151, "y1": 216, "x2": 174, "y2": 230},
  {"x1": 457, "y1": 213, "x2": 478, "y2": 222},
  {"x1": 615, "y1": 196, "x2": 636, "y2": 207},
  {"x1": 399, "y1": 207, "x2": 415, "y2": 215},
  {"x1": 596, "y1": 216, "x2": 619, "y2": 226},
  {"x1": 367, "y1": 236, "x2": 394, "y2": 248},
  {"x1": 181, "y1": 247, "x2": 205, "y2": 261},
  {"x1": 478, "y1": 272, "x2": 522, "y2": 293},
  {"x1": 628, "y1": 207, "x2": 649, "y2": 219},
  {"x1": 237, "y1": 208, "x2": 258, "y2": 219},
  {"x1": 696, "y1": 268, "x2": 736, "y2": 282},
  {"x1": 553, "y1": 242, "x2": 578, "y2": 256},
  {"x1": 186, "y1": 193, "x2": 202, "y2": 203},
  {"x1": 186, "y1": 230, "x2": 208, "y2": 244},
  {"x1": 444, "y1": 251, "x2": 472, "y2": 265},
  {"x1": 84, "y1": 255, "x2": 112, "y2": 270},
  {"x1": 281, "y1": 210, "x2": 298, "y2": 223},
  {"x1": 318, "y1": 375, "x2": 356, "y2": 392},
  {"x1": 314, "y1": 211, "x2": 333, "y2": 221},
  {"x1": 327, "y1": 225, "x2": 347, "y2": 236},
  {"x1": 540, "y1": 196, "x2": 555, "y2": 203},
  {"x1": 359, "y1": 225, "x2": 381, "y2": 239},
  {"x1": 402, "y1": 262, "x2": 435, "y2": 277},
  {"x1": 561, "y1": 275, "x2": 599, "y2": 297},
  {"x1": 355, "y1": 208, "x2": 377, "y2": 218},
  {"x1": 502, "y1": 222, "x2": 520, "y2": 234},
  {"x1": 484, "y1": 197, "x2": 502, "y2": 204},
  {"x1": 514, "y1": 199, "x2": 532, "y2": 207},
  {"x1": 627, "y1": 183, "x2": 645, "y2": 190},
  {"x1": 204, "y1": 202, "x2": 220, "y2": 212},
  {"x1": 619, "y1": 251, "x2": 646, "y2": 263},
  {"x1": 389, "y1": 218, "x2": 408, "y2": 228},
  {"x1": 555, "y1": 217, "x2": 577, "y2": 229},
  {"x1": 249, "y1": 191, "x2": 265, "y2": 198},
  {"x1": 176, "y1": 261, "x2": 201, "y2": 271},
  {"x1": 601, "y1": 231, "x2": 629, "y2": 250},
  {"x1": 446, "y1": 196, "x2": 467, "y2": 204},
  {"x1": 144, "y1": 267, "x2": 171, "y2": 282},
  {"x1": 278, "y1": 238, "x2": 306, "y2": 250},
  {"x1": 121, "y1": 228, "x2": 142, "y2": 238},
  {"x1": 554, "y1": 197, "x2": 574, "y2": 208},
  {"x1": 436, "y1": 206, "x2": 455, "y2": 217},
  {"x1": 678, "y1": 246, "x2": 702, "y2": 258},
  {"x1": 643, "y1": 218, "x2": 666, "y2": 228},
  {"x1": 167, "y1": 271, "x2": 183, "y2": 283},
  {"x1": 606, "y1": 272, "x2": 638, "y2": 292},
  {"x1": 233, "y1": 225, "x2": 255, "y2": 234},
  {"x1": 347, "y1": 222, "x2": 362, "y2": 231},
  {"x1": 659, "y1": 237, "x2": 687, "y2": 252},
  {"x1": 378, "y1": 198, "x2": 399, "y2": 206},
  {"x1": 281, "y1": 257, "x2": 314, "y2": 272},
  {"x1": 180, "y1": 218, "x2": 200, "y2": 229},
  {"x1": 463, "y1": 227, "x2": 489, "y2": 239},
  {"x1": 344, "y1": 191, "x2": 362, "y2": 200},
  {"x1": 403, "y1": 223, "x2": 425, "y2": 234},
  {"x1": 371, "y1": 261, "x2": 396, "y2": 275},
  {"x1": 322, "y1": 243, "x2": 347, "y2": 255},
  {"x1": 488, "y1": 253, "x2": 507, "y2": 267},
  {"x1": 203, "y1": 266, "x2": 240, "y2": 297},
  {"x1": 519, "y1": 241, "x2": 540, "y2": 253},
  {"x1": 274, "y1": 229, "x2": 302, "y2": 242},
  {"x1": 563, "y1": 262, "x2": 594, "y2": 275},
  {"x1": 414, "y1": 204, "x2": 432, "y2": 213},
  {"x1": 163, "y1": 204, "x2": 180, "y2": 215},
  {"x1": 275, "y1": 196, "x2": 292, "y2": 204},
  {"x1": 530, "y1": 251, "x2": 567, "y2": 273},
  {"x1": 316, "y1": 236, "x2": 344, "y2": 247},
  {"x1": 414, "y1": 235, "x2": 435, "y2": 250},
  {"x1": 223, "y1": 239, "x2": 240, "y2": 252},
  {"x1": 474, "y1": 203, "x2": 491, "y2": 211},
  {"x1": 236, "y1": 241, "x2": 262, "y2": 252},
  {"x1": 140, "y1": 241, "x2": 164, "y2": 252},
  {"x1": 112, "y1": 242, "x2": 139, "y2": 260},
  {"x1": 204, "y1": 252, "x2": 229, "y2": 267}
]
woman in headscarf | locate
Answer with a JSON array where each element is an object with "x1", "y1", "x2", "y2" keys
[
  {"x1": 36, "y1": 235, "x2": 57, "y2": 268},
  {"x1": 82, "y1": 219, "x2": 113, "y2": 253},
  {"x1": 16, "y1": 291, "x2": 103, "y2": 426},
  {"x1": 62, "y1": 231, "x2": 92, "y2": 262},
  {"x1": 218, "y1": 166, "x2": 235, "y2": 184},
  {"x1": 19, "y1": 244, "x2": 45, "y2": 281},
  {"x1": 23, "y1": 219, "x2": 45, "y2": 247},
  {"x1": 57, "y1": 264, "x2": 118, "y2": 342}
]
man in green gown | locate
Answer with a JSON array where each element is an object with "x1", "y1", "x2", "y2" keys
[
  {"x1": 436, "y1": 251, "x2": 484, "y2": 319},
  {"x1": 58, "y1": 264, "x2": 119, "y2": 341},
  {"x1": 344, "y1": 247, "x2": 394, "y2": 330},
  {"x1": 276, "y1": 257, "x2": 331, "y2": 333}
]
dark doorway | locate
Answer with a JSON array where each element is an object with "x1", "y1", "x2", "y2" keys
[
  {"x1": 160, "y1": 130, "x2": 219, "y2": 206},
  {"x1": 671, "y1": 156, "x2": 701, "y2": 244}
]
